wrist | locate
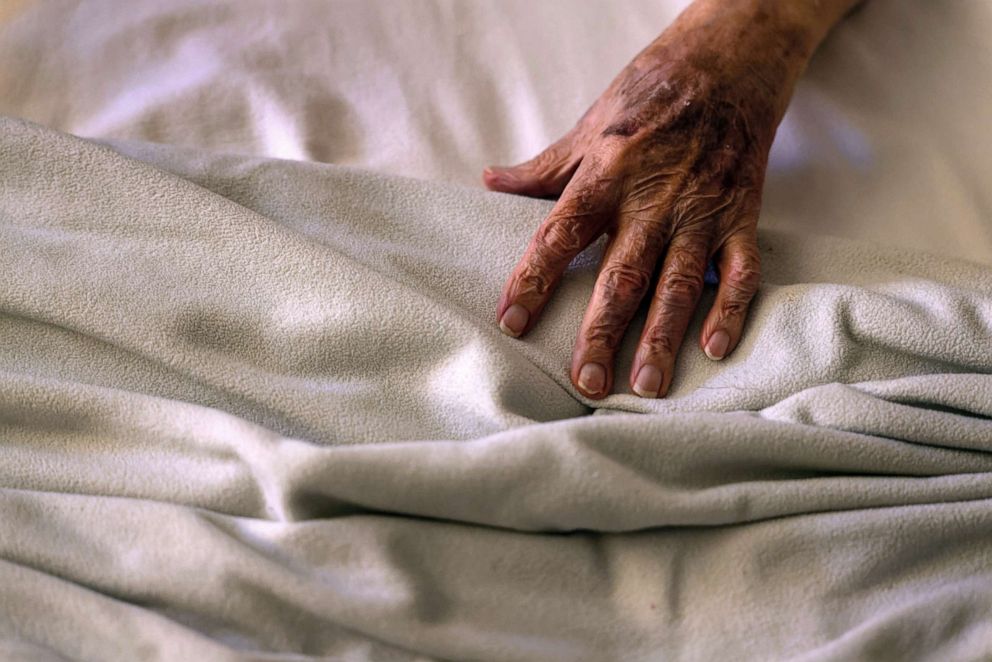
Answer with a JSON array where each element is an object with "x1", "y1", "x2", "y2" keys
[
  {"x1": 634, "y1": 0, "x2": 854, "y2": 120},
  {"x1": 675, "y1": 0, "x2": 861, "y2": 57}
]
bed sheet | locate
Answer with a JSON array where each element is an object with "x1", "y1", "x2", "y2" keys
[
  {"x1": 2, "y1": 3, "x2": 992, "y2": 660},
  {"x1": 1, "y1": 0, "x2": 991, "y2": 263}
]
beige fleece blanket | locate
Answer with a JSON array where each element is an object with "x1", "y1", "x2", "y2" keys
[{"x1": 1, "y1": 116, "x2": 991, "y2": 661}]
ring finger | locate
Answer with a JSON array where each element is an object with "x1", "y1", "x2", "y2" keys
[{"x1": 630, "y1": 228, "x2": 713, "y2": 398}]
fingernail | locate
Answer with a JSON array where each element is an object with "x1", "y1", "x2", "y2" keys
[
  {"x1": 632, "y1": 365, "x2": 662, "y2": 398},
  {"x1": 704, "y1": 330, "x2": 730, "y2": 360},
  {"x1": 499, "y1": 304, "x2": 529, "y2": 337},
  {"x1": 578, "y1": 362, "x2": 606, "y2": 396}
]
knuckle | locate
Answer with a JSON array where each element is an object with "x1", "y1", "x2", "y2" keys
[
  {"x1": 657, "y1": 262, "x2": 705, "y2": 308},
  {"x1": 640, "y1": 323, "x2": 677, "y2": 357},
  {"x1": 725, "y1": 269, "x2": 760, "y2": 299},
  {"x1": 656, "y1": 280, "x2": 701, "y2": 310},
  {"x1": 716, "y1": 244, "x2": 760, "y2": 319},
  {"x1": 668, "y1": 244, "x2": 708, "y2": 274},
  {"x1": 512, "y1": 261, "x2": 555, "y2": 298},
  {"x1": 598, "y1": 263, "x2": 652, "y2": 302},
  {"x1": 581, "y1": 317, "x2": 626, "y2": 352},
  {"x1": 533, "y1": 216, "x2": 584, "y2": 259},
  {"x1": 719, "y1": 297, "x2": 750, "y2": 319},
  {"x1": 616, "y1": 216, "x2": 669, "y2": 253},
  {"x1": 724, "y1": 258, "x2": 761, "y2": 298},
  {"x1": 566, "y1": 165, "x2": 620, "y2": 208}
]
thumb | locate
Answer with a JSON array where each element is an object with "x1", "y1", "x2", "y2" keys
[{"x1": 483, "y1": 132, "x2": 581, "y2": 198}]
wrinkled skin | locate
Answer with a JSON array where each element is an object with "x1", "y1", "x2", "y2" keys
[{"x1": 486, "y1": 0, "x2": 861, "y2": 399}]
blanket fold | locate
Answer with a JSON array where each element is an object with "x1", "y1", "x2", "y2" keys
[{"x1": 1, "y1": 116, "x2": 990, "y2": 661}]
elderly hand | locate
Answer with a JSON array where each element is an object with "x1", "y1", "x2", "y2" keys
[{"x1": 485, "y1": 0, "x2": 861, "y2": 399}]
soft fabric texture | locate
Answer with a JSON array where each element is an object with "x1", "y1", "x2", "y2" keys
[
  {"x1": 2, "y1": 0, "x2": 992, "y2": 659},
  {"x1": 1, "y1": 116, "x2": 991, "y2": 661},
  {"x1": 2, "y1": 0, "x2": 992, "y2": 263}
]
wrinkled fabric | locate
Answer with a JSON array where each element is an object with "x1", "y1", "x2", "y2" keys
[
  {"x1": 1, "y1": 117, "x2": 990, "y2": 660},
  {"x1": 2, "y1": 0, "x2": 992, "y2": 658}
]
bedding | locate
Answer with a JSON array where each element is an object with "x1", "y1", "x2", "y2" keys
[
  {"x1": 1, "y1": 0, "x2": 992, "y2": 660},
  {"x1": 1, "y1": 0, "x2": 992, "y2": 263},
  {"x1": 1, "y1": 116, "x2": 991, "y2": 661}
]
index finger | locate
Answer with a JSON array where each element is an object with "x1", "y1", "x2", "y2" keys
[{"x1": 497, "y1": 161, "x2": 619, "y2": 337}]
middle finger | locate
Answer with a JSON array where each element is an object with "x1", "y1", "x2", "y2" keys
[{"x1": 570, "y1": 208, "x2": 670, "y2": 399}]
